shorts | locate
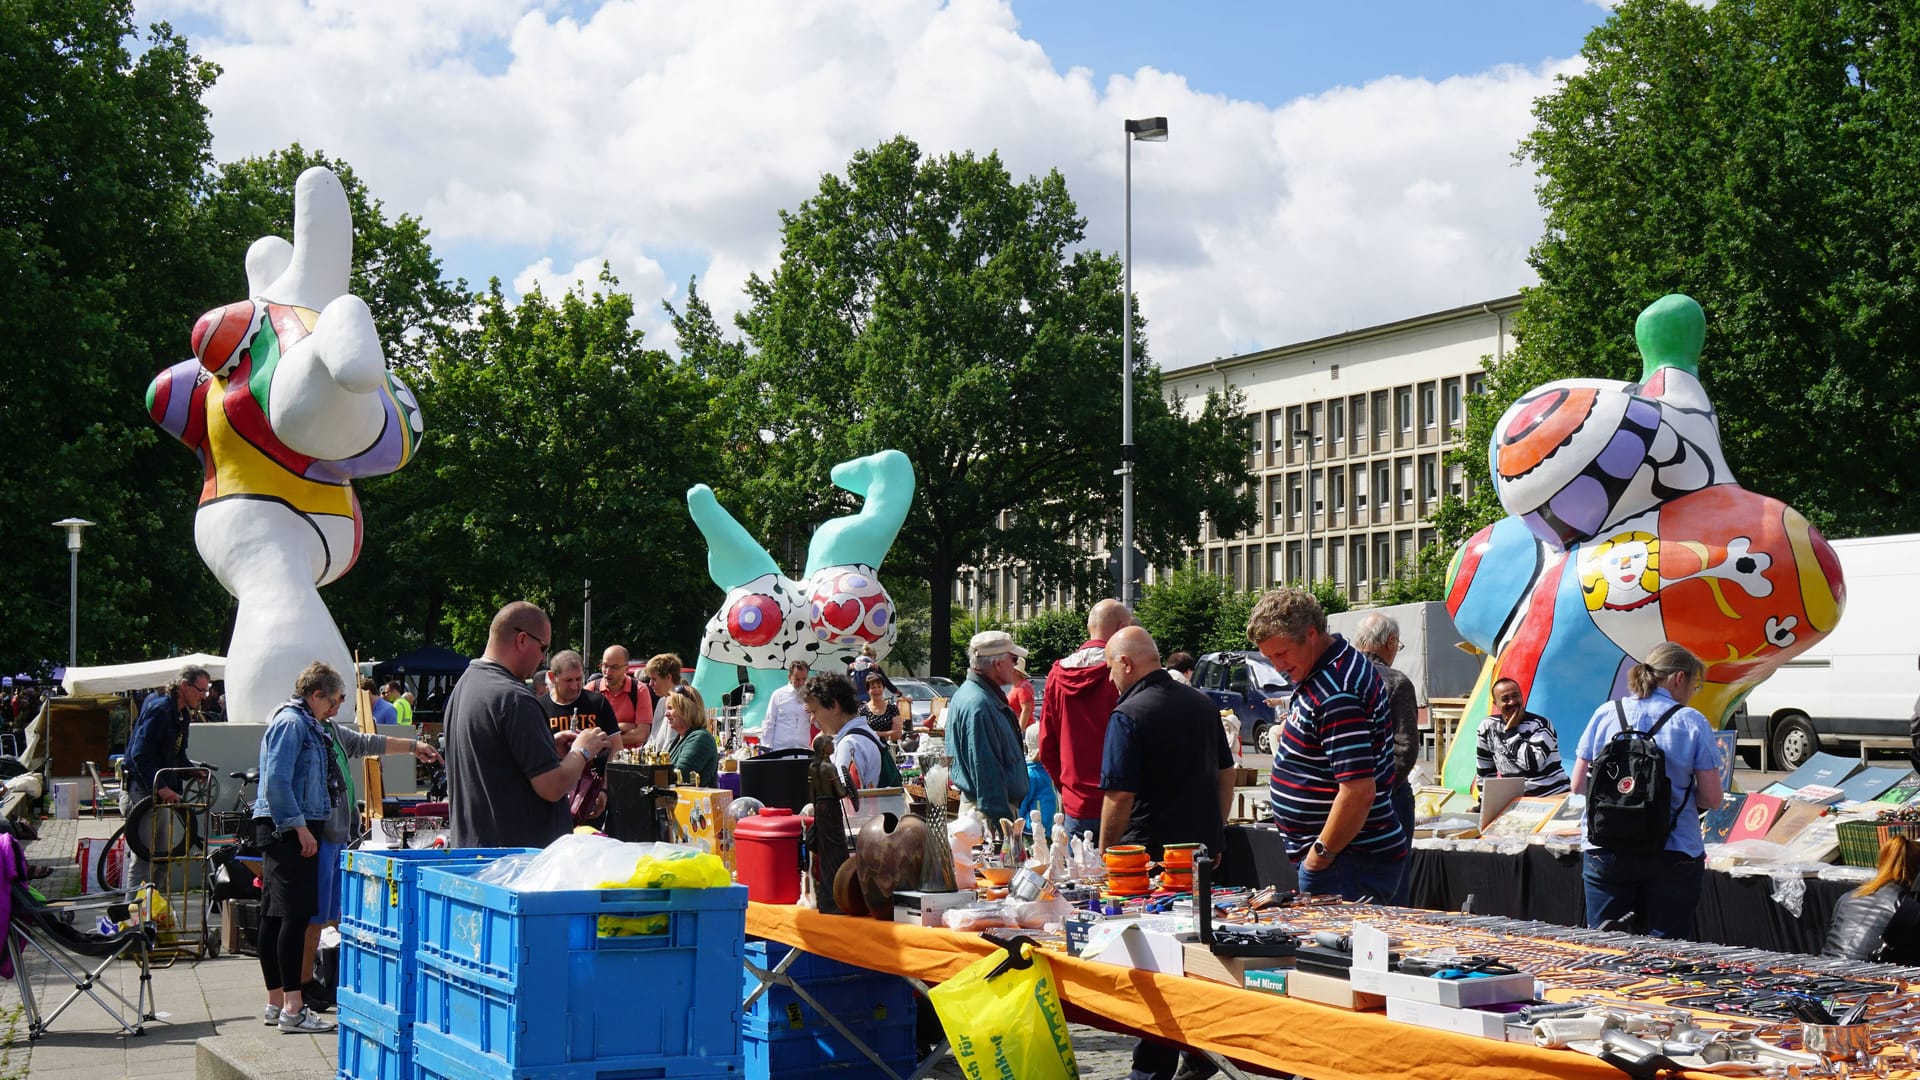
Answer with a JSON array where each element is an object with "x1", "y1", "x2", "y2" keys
[
  {"x1": 310, "y1": 841, "x2": 345, "y2": 924},
  {"x1": 254, "y1": 818, "x2": 320, "y2": 923}
]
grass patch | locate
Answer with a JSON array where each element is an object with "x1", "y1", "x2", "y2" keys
[{"x1": 0, "y1": 1001, "x2": 26, "y2": 1080}]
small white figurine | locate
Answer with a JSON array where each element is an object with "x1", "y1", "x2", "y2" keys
[
  {"x1": 1048, "y1": 813, "x2": 1070, "y2": 882},
  {"x1": 947, "y1": 810, "x2": 984, "y2": 890},
  {"x1": 1027, "y1": 809, "x2": 1048, "y2": 869}
]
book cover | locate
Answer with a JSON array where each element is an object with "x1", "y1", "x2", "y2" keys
[
  {"x1": 1839, "y1": 766, "x2": 1910, "y2": 803},
  {"x1": 1727, "y1": 793, "x2": 1785, "y2": 843},
  {"x1": 1714, "y1": 730, "x2": 1738, "y2": 792},
  {"x1": 1779, "y1": 751, "x2": 1862, "y2": 793},
  {"x1": 1481, "y1": 795, "x2": 1567, "y2": 839},
  {"x1": 1701, "y1": 792, "x2": 1747, "y2": 845},
  {"x1": 1765, "y1": 800, "x2": 1828, "y2": 846},
  {"x1": 1781, "y1": 818, "x2": 1841, "y2": 863},
  {"x1": 1791, "y1": 784, "x2": 1846, "y2": 807},
  {"x1": 1876, "y1": 773, "x2": 1920, "y2": 805},
  {"x1": 1760, "y1": 782, "x2": 1797, "y2": 799}
]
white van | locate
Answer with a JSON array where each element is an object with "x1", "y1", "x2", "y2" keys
[{"x1": 1736, "y1": 533, "x2": 1920, "y2": 769}]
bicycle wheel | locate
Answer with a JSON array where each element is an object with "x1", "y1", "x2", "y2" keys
[
  {"x1": 120, "y1": 795, "x2": 199, "y2": 861},
  {"x1": 96, "y1": 825, "x2": 129, "y2": 892}
]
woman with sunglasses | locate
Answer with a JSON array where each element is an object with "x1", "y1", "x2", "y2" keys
[
  {"x1": 250, "y1": 661, "x2": 348, "y2": 1035},
  {"x1": 665, "y1": 684, "x2": 720, "y2": 787}
]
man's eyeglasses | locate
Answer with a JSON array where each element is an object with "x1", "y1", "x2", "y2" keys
[{"x1": 512, "y1": 626, "x2": 550, "y2": 653}]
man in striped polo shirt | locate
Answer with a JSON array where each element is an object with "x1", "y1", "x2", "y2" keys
[{"x1": 1250, "y1": 588, "x2": 1408, "y2": 902}]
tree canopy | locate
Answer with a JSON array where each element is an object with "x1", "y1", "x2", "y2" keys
[
  {"x1": 1450, "y1": 0, "x2": 1920, "y2": 544},
  {"x1": 684, "y1": 136, "x2": 1256, "y2": 675}
]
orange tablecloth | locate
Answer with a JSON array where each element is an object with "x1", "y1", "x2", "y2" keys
[{"x1": 745, "y1": 903, "x2": 1630, "y2": 1080}]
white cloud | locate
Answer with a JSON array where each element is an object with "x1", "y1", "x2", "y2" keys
[{"x1": 139, "y1": 0, "x2": 1576, "y2": 366}]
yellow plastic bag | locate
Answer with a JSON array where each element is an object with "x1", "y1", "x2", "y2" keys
[
  {"x1": 594, "y1": 848, "x2": 732, "y2": 937},
  {"x1": 927, "y1": 941, "x2": 1079, "y2": 1080}
]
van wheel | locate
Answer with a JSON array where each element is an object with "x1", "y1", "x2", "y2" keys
[
  {"x1": 1771, "y1": 714, "x2": 1819, "y2": 771},
  {"x1": 1253, "y1": 722, "x2": 1274, "y2": 756}
]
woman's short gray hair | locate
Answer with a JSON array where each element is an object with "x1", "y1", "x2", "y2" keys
[{"x1": 293, "y1": 661, "x2": 344, "y2": 702}]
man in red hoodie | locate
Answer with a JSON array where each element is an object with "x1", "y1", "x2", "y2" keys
[{"x1": 1040, "y1": 598, "x2": 1134, "y2": 843}]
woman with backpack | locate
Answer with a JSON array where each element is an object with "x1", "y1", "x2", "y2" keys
[{"x1": 1570, "y1": 642, "x2": 1725, "y2": 939}]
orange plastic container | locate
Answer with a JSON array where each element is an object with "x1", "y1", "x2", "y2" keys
[
  {"x1": 1104, "y1": 845, "x2": 1149, "y2": 872},
  {"x1": 1106, "y1": 869, "x2": 1151, "y2": 897}
]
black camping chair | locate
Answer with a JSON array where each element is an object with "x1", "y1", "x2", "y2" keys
[{"x1": 4, "y1": 840, "x2": 157, "y2": 1039}]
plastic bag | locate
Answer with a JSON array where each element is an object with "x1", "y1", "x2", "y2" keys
[
  {"x1": 472, "y1": 833, "x2": 731, "y2": 937},
  {"x1": 928, "y1": 942, "x2": 1079, "y2": 1080}
]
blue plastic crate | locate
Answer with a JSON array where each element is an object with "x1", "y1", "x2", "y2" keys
[
  {"x1": 743, "y1": 1016, "x2": 916, "y2": 1080},
  {"x1": 336, "y1": 1005, "x2": 406, "y2": 1080},
  {"x1": 337, "y1": 925, "x2": 408, "y2": 1018},
  {"x1": 744, "y1": 939, "x2": 870, "y2": 984},
  {"x1": 742, "y1": 970, "x2": 915, "y2": 1033},
  {"x1": 412, "y1": 863, "x2": 747, "y2": 1070},
  {"x1": 338, "y1": 847, "x2": 528, "y2": 950},
  {"x1": 412, "y1": 1023, "x2": 742, "y2": 1080}
]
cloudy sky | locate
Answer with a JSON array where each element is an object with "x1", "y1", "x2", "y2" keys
[{"x1": 134, "y1": 0, "x2": 1610, "y2": 367}]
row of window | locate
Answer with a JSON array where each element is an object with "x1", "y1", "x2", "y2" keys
[
  {"x1": 1206, "y1": 528, "x2": 1436, "y2": 600},
  {"x1": 1247, "y1": 374, "x2": 1485, "y2": 469}
]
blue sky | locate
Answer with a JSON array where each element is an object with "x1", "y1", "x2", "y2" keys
[{"x1": 138, "y1": 0, "x2": 1611, "y2": 362}]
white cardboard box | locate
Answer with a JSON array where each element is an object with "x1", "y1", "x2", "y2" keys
[
  {"x1": 892, "y1": 890, "x2": 973, "y2": 927},
  {"x1": 1385, "y1": 995, "x2": 1526, "y2": 1040},
  {"x1": 1348, "y1": 923, "x2": 1536, "y2": 1008}
]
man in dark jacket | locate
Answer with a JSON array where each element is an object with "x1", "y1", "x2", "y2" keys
[
  {"x1": 125, "y1": 665, "x2": 211, "y2": 805},
  {"x1": 1099, "y1": 626, "x2": 1234, "y2": 1080},
  {"x1": 1040, "y1": 599, "x2": 1132, "y2": 842}
]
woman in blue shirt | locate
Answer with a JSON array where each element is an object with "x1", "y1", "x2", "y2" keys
[
  {"x1": 251, "y1": 661, "x2": 347, "y2": 1035},
  {"x1": 1571, "y1": 642, "x2": 1725, "y2": 939}
]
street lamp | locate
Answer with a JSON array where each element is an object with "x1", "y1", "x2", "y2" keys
[
  {"x1": 1294, "y1": 427, "x2": 1313, "y2": 587},
  {"x1": 51, "y1": 518, "x2": 93, "y2": 670},
  {"x1": 1120, "y1": 115, "x2": 1167, "y2": 607}
]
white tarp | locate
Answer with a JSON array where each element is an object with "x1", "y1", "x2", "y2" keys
[{"x1": 60, "y1": 653, "x2": 226, "y2": 695}]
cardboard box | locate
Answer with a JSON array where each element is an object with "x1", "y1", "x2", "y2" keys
[
  {"x1": 1348, "y1": 924, "x2": 1536, "y2": 1008},
  {"x1": 670, "y1": 786, "x2": 735, "y2": 871},
  {"x1": 1285, "y1": 968, "x2": 1384, "y2": 1011},
  {"x1": 1082, "y1": 918, "x2": 1193, "y2": 975},
  {"x1": 893, "y1": 890, "x2": 973, "y2": 927},
  {"x1": 1181, "y1": 943, "x2": 1294, "y2": 988},
  {"x1": 1385, "y1": 995, "x2": 1530, "y2": 1041}
]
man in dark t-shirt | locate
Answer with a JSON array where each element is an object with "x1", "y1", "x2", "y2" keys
[
  {"x1": 540, "y1": 650, "x2": 620, "y2": 739},
  {"x1": 445, "y1": 603, "x2": 612, "y2": 849}
]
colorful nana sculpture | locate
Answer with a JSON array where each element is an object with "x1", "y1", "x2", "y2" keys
[
  {"x1": 1441, "y1": 295, "x2": 1844, "y2": 789},
  {"x1": 688, "y1": 450, "x2": 914, "y2": 728},
  {"x1": 147, "y1": 167, "x2": 422, "y2": 729}
]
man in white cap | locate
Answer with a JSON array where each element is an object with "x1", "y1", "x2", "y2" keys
[{"x1": 944, "y1": 630, "x2": 1030, "y2": 834}]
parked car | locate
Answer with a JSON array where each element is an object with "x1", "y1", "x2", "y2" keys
[
  {"x1": 1190, "y1": 650, "x2": 1292, "y2": 753},
  {"x1": 920, "y1": 676, "x2": 960, "y2": 697},
  {"x1": 1025, "y1": 676, "x2": 1046, "y2": 725},
  {"x1": 893, "y1": 678, "x2": 941, "y2": 726}
]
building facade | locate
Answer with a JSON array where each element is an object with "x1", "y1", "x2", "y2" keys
[{"x1": 1163, "y1": 295, "x2": 1519, "y2": 605}]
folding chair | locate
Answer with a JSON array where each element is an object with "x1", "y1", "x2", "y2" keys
[
  {"x1": 2, "y1": 836, "x2": 157, "y2": 1039},
  {"x1": 84, "y1": 761, "x2": 123, "y2": 819}
]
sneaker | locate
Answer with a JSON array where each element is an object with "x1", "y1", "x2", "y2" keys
[
  {"x1": 261, "y1": 1004, "x2": 281, "y2": 1026},
  {"x1": 278, "y1": 1006, "x2": 335, "y2": 1034}
]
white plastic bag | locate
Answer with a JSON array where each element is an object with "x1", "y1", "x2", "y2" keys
[{"x1": 473, "y1": 833, "x2": 704, "y2": 892}]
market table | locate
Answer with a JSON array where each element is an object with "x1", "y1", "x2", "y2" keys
[
  {"x1": 1223, "y1": 824, "x2": 1851, "y2": 953},
  {"x1": 745, "y1": 903, "x2": 1637, "y2": 1080}
]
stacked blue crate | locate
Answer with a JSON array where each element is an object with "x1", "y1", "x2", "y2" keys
[
  {"x1": 743, "y1": 939, "x2": 918, "y2": 1080},
  {"x1": 333, "y1": 847, "x2": 528, "y2": 1080},
  {"x1": 412, "y1": 862, "x2": 748, "y2": 1078}
]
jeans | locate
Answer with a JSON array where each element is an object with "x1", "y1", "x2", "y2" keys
[
  {"x1": 1582, "y1": 849, "x2": 1705, "y2": 939},
  {"x1": 1296, "y1": 850, "x2": 1406, "y2": 903},
  {"x1": 1064, "y1": 815, "x2": 1101, "y2": 847}
]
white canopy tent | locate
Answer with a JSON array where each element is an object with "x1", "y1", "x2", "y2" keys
[{"x1": 60, "y1": 653, "x2": 226, "y2": 696}]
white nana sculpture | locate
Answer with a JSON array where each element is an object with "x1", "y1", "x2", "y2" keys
[{"x1": 147, "y1": 167, "x2": 422, "y2": 728}]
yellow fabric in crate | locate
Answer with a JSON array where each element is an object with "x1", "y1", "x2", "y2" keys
[{"x1": 595, "y1": 849, "x2": 732, "y2": 936}]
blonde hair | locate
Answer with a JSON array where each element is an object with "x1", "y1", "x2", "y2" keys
[
  {"x1": 1246, "y1": 587, "x2": 1325, "y2": 646},
  {"x1": 668, "y1": 684, "x2": 710, "y2": 732},
  {"x1": 1628, "y1": 642, "x2": 1704, "y2": 698}
]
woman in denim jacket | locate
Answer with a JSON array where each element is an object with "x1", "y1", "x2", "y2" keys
[{"x1": 250, "y1": 661, "x2": 346, "y2": 1035}]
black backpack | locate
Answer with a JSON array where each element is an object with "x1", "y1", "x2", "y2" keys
[{"x1": 1585, "y1": 701, "x2": 1691, "y2": 851}]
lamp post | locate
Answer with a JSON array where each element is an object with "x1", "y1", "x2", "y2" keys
[
  {"x1": 51, "y1": 518, "x2": 93, "y2": 670},
  {"x1": 1120, "y1": 115, "x2": 1167, "y2": 607},
  {"x1": 1294, "y1": 428, "x2": 1313, "y2": 587}
]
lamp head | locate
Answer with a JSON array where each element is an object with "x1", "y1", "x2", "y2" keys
[
  {"x1": 51, "y1": 517, "x2": 94, "y2": 552},
  {"x1": 1126, "y1": 116, "x2": 1169, "y2": 142}
]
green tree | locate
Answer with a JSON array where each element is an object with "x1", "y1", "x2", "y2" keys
[
  {"x1": 0, "y1": 3, "x2": 222, "y2": 673},
  {"x1": 685, "y1": 137, "x2": 1256, "y2": 676},
  {"x1": 1134, "y1": 563, "x2": 1230, "y2": 659},
  {"x1": 1203, "y1": 589, "x2": 1263, "y2": 655},
  {"x1": 948, "y1": 606, "x2": 1014, "y2": 671},
  {"x1": 1452, "y1": 0, "x2": 1920, "y2": 546},
  {"x1": 402, "y1": 272, "x2": 722, "y2": 656},
  {"x1": 1013, "y1": 606, "x2": 1089, "y2": 672}
]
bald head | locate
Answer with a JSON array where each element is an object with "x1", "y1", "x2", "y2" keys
[
  {"x1": 486, "y1": 600, "x2": 550, "y2": 680},
  {"x1": 1088, "y1": 598, "x2": 1132, "y2": 642},
  {"x1": 1105, "y1": 625, "x2": 1162, "y2": 695}
]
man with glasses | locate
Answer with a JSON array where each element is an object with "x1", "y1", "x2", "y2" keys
[
  {"x1": 124, "y1": 665, "x2": 211, "y2": 883},
  {"x1": 586, "y1": 645, "x2": 653, "y2": 748},
  {"x1": 946, "y1": 631, "x2": 1030, "y2": 834},
  {"x1": 1353, "y1": 612, "x2": 1421, "y2": 874},
  {"x1": 444, "y1": 602, "x2": 611, "y2": 848}
]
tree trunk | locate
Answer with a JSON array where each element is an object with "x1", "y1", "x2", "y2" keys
[{"x1": 928, "y1": 544, "x2": 954, "y2": 678}]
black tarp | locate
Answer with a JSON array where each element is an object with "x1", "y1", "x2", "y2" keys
[{"x1": 370, "y1": 646, "x2": 472, "y2": 681}]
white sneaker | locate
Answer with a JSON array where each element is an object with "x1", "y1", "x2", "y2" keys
[
  {"x1": 278, "y1": 1006, "x2": 335, "y2": 1034},
  {"x1": 262, "y1": 1004, "x2": 281, "y2": 1025}
]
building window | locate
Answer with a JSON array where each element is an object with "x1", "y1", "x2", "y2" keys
[
  {"x1": 1329, "y1": 399, "x2": 1344, "y2": 445},
  {"x1": 1249, "y1": 416, "x2": 1263, "y2": 461},
  {"x1": 1288, "y1": 542, "x2": 1303, "y2": 583},
  {"x1": 1350, "y1": 397, "x2": 1366, "y2": 451},
  {"x1": 1445, "y1": 380, "x2": 1464, "y2": 430},
  {"x1": 1352, "y1": 465, "x2": 1367, "y2": 509},
  {"x1": 1398, "y1": 459, "x2": 1414, "y2": 507},
  {"x1": 1374, "y1": 391, "x2": 1390, "y2": 440},
  {"x1": 1226, "y1": 546, "x2": 1240, "y2": 588},
  {"x1": 1352, "y1": 540, "x2": 1367, "y2": 586},
  {"x1": 1396, "y1": 387, "x2": 1413, "y2": 432},
  {"x1": 1270, "y1": 545, "x2": 1286, "y2": 585},
  {"x1": 1288, "y1": 475, "x2": 1304, "y2": 526},
  {"x1": 1307, "y1": 401, "x2": 1323, "y2": 445},
  {"x1": 1329, "y1": 540, "x2": 1344, "y2": 586},
  {"x1": 1467, "y1": 372, "x2": 1486, "y2": 397},
  {"x1": 1210, "y1": 549, "x2": 1223, "y2": 576},
  {"x1": 1310, "y1": 470, "x2": 1324, "y2": 515},
  {"x1": 1375, "y1": 536, "x2": 1392, "y2": 583},
  {"x1": 1448, "y1": 463, "x2": 1465, "y2": 498},
  {"x1": 1329, "y1": 470, "x2": 1345, "y2": 516},
  {"x1": 1422, "y1": 456, "x2": 1439, "y2": 506},
  {"x1": 1420, "y1": 384, "x2": 1437, "y2": 429}
]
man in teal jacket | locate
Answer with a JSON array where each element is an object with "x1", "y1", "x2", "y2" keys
[{"x1": 945, "y1": 631, "x2": 1029, "y2": 835}]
